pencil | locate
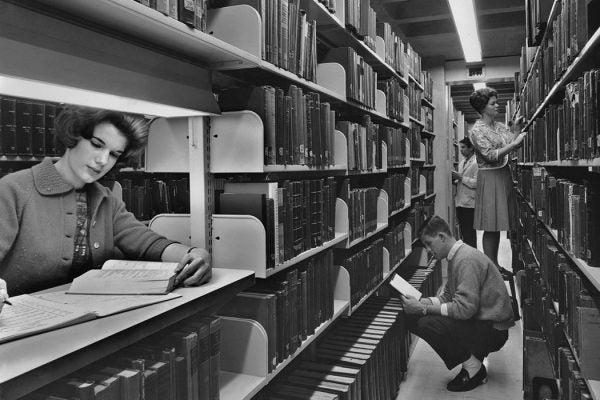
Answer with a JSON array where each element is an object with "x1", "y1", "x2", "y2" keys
[{"x1": 2, "y1": 299, "x2": 12, "y2": 306}]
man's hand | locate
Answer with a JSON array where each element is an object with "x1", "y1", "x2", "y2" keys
[
  {"x1": 401, "y1": 294, "x2": 427, "y2": 315},
  {"x1": 451, "y1": 170, "x2": 462, "y2": 181},
  {"x1": 173, "y1": 248, "x2": 212, "y2": 287}
]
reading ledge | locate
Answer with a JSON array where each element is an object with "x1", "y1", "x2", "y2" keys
[{"x1": 0, "y1": 268, "x2": 255, "y2": 400}]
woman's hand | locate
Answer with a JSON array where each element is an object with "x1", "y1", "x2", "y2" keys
[
  {"x1": 0, "y1": 279, "x2": 9, "y2": 314},
  {"x1": 173, "y1": 247, "x2": 212, "y2": 287},
  {"x1": 512, "y1": 132, "x2": 527, "y2": 148}
]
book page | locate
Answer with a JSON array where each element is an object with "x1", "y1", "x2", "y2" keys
[
  {"x1": 389, "y1": 274, "x2": 422, "y2": 300},
  {"x1": 0, "y1": 295, "x2": 95, "y2": 344},
  {"x1": 35, "y1": 291, "x2": 183, "y2": 317},
  {"x1": 102, "y1": 259, "x2": 179, "y2": 272}
]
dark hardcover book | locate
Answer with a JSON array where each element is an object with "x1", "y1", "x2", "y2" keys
[
  {"x1": 199, "y1": 316, "x2": 221, "y2": 400},
  {"x1": 44, "y1": 104, "x2": 57, "y2": 156},
  {"x1": 178, "y1": 0, "x2": 195, "y2": 26},
  {"x1": 31, "y1": 102, "x2": 46, "y2": 156},
  {"x1": 15, "y1": 99, "x2": 33, "y2": 156},
  {"x1": 1, "y1": 97, "x2": 17, "y2": 156},
  {"x1": 268, "y1": 383, "x2": 339, "y2": 399},
  {"x1": 180, "y1": 318, "x2": 210, "y2": 400}
]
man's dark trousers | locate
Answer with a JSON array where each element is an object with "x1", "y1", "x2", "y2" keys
[{"x1": 406, "y1": 315, "x2": 508, "y2": 369}]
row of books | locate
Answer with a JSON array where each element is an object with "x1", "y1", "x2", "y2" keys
[
  {"x1": 377, "y1": 77, "x2": 405, "y2": 122},
  {"x1": 521, "y1": 68, "x2": 600, "y2": 162},
  {"x1": 218, "y1": 250, "x2": 334, "y2": 372},
  {"x1": 111, "y1": 175, "x2": 190, "y2": 221},
  {"x1": 376, "y1": 21, "x2": 408, "y2": 78},
  {"x1": 256, "y1": 295, "x2": 410, "y2": 400},
  {"x1": 216, "y1": 178, "x2": 337, "y2": 268},
  {"x1": 422, "y1": 106, "x2": 433, "y2": 132},
  {"x1": 531, "y1": 228, "x2": 600, "y2": 381},
  {"x1": 24, "y1": 313, "x2": 222, "y2": 400},
  {"x1": 520, "y1": 245, "x2": 598, "y2": 398},
  {"x1": 381, "y1": 126, "x2": 407, "y2": 168},
  {"x1": 217, "y1": 84, "x2": 336, "y2": 167},
  {"x1": 335, "y1": 239, "x2": 384, "y2": 308},
  {"x1": 213, "y1": 0, "x2": 318, "y2": 81},
  {"x1": 516, "y1": 167, "x2": 600, "y2": 267},
  {"x1": 409, "y1": 167, "x2": 422, "y2": 196},
  {"x1": 343, "y1": 185, "x2": 380, "y2": 243},
  {"x1": 519, "y1": 0, "x2": 599, "y2": 120},
  {"x1": 134, "y1": 0, "x2": 207, "y2": 32},
  {"x1": 345, "y1": 0, "x2": 377, "y2": 51},
  {"x1": 337, "y1": 118, "x2": 383, "y2": 172},
  {"x1": 408, "y1": 124, "x2": 421, "y2": 159},
  {"x1": 321, "y1": 47, "x2": 377, "y2": 109},
  {"x1": 384, "y1": 221, "x2": 410, "y2": 268},
  {"x1": 383, "y1": 173, "x2": 407, "y2": 214},
  {"x1": 407, "y1": 81, "x2": 422, "y2": 121},
  {"x1": 421, "y1": 70, "x2": 433, "y2": 104},
  {"x1": 0, "y1": 96, "x2": 60, "y2": 157},
  {"x1": 423, "y1": 137, "x2": 433, "y2": 164},
  {"x1": 525, "y1": 0, "x2": 553, "y2": 46},
  {"x1": 422, "y1": 169, "x2": 434, "y2": 196},
  {"x1": 408, "y1": 199, "x2": 434, "y2": 240}
]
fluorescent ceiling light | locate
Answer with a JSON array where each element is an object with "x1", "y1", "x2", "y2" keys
[
  {"x1": 448, "y1": 0, "x2": 482, "y2": 62},
  {"x1": 473, "y1": 82, "x2": 486, "y2": 90},
  {"x1": 0, "y1": 74, "x2": 213, "y2": 118}
]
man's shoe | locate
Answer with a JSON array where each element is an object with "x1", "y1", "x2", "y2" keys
[{"x1": 447, "y1": 365, "x2": 487, "y2": 392}]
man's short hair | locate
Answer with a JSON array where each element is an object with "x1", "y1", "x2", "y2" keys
[
  {"x1": 459, "y1": 137, "x2": 472, "y2": 147},
  {"x1": 419, "y1": 215, "x2": 453, "y2": 239}
]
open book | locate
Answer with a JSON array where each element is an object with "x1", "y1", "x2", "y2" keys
[
  {"x1": 67, "y1": 260, "x2": 180, "y2": 295},
  {"x1": 0, "y1": 291, "x2": 182, "y2": 344},
  {"x1": 389, "y1": 273, "x2": 422, "y2": 300}
]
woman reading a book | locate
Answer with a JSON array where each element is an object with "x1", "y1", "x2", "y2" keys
[
  {"x1": 468, "y1": 88, "x2": 526, "y2": 269},
  {"x1": 0, "y1": 105, "x2": 211, "y2": 302}
]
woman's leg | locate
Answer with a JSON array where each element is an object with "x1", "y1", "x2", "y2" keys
[{"x1": 482, "y1": 231, "x2": 500, "y2": 265}]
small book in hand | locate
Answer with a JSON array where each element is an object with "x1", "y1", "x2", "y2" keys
[
  {"x1": 67, "y1": 260, "x2": 180, "y2": 295},
  {"x1": 389, "y1": 273, "x2": 422, "y2": 300}
]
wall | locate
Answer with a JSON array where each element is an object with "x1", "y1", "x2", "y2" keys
[{"x1": 444, "y1": 56, "x2": 520, "y2": 83}]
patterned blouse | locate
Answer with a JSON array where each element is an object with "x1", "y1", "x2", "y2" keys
[{"x1": 469, "y1": 120, "x2": 516, "y2": 169}]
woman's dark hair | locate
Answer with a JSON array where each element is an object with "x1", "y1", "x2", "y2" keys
[
  {"x1": 419, "y1": 215, "x2": 453, "y2": 239},
  {"x1": 54, "y1": 105, "x2": 150, "y2": 162},
  {"x1": 459, "y1": 137, "x2": 473, "y2": 147},
  {"x1": 469, "y1": 87, "x2": 498, "y2": 114}
]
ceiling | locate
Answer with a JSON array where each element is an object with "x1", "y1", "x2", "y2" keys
[{"x1": 370, "y1": 0, "x2": 527, "y2": 122}]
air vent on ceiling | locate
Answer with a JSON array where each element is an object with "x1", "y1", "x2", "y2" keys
[{"x1": 468, "y1": 64, "x2": 485, "y2": 78}]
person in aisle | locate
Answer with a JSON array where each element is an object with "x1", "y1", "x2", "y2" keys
[
  {"x1": 468, "y1": 87, "x2": 526, "y2": 270},
  {"x1": 0, "y1": 105, "x2": 211, "y2": 306},
  {"x1": 452, "y1": 137, "x2": 478, "y2": 249},
  {"x1": 401, "y1": 215, "x2": 515, "y2": 392}
]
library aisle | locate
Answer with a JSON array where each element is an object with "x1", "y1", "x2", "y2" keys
[{"x1": 396, "y1": 232, "x2": 523, "y2": 399}]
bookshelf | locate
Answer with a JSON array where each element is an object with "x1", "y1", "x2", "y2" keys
[
  {"x1": 0, "y1": 0, "x2": 441, "y2": 399},
  {"x1": 516, "y1": 1, "x2": 600, "y2": 396},
  {"x1": 0, "y1": 269, "x2": 255, "y2": 400}
]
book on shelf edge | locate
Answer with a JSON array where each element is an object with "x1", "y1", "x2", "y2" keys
[{"x1": 66, "y1": 260, "x2": 180, "y2": 295}]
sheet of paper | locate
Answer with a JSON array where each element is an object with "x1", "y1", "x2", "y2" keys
[
  {"x1": 35, "y1": 291, "x2": 183, "y2": 317},
  {"x1": 102, "y1": 259, "x2": 179, "y2": 272},
  {"x1": 0, "y1": 295, "x2": 94, "y2": 344},
  {"x1": 389, "y1": 273, "x2": 422, "y2": 300}
]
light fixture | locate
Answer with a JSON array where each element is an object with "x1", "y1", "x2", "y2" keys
[
  {"x1": 447, "y1": 0, "x2": 482, "y2": 63},
  {"x1": 0, "y1": 74, "x2": 214, "y2": 118},
  {"x1": 473, "y1": 82, "x2": 486, "y2": 90}
]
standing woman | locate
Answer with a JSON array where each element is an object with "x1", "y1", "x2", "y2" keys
[
  {"x1": 468, "y1": 88, "x2": 526, "y2": 268},
  {"x1": 0, "y1": 105, "x2": 211, "y2": 305}
]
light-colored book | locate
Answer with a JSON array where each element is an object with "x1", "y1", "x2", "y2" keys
[
  {"x1": 67, "y1": 260, "x2": 180, "y2": 295},
  {"x1": 389, "y1": 273, "x2": 422, "y2": 300}
]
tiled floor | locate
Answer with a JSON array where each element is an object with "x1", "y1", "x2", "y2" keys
[{"x1": 396, "y1": 232, "x2": 523, "y2": 400}]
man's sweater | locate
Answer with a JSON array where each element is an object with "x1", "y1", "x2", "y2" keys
[{"x1": 437, "y1": 244, "x2": 515, "y2": 330}]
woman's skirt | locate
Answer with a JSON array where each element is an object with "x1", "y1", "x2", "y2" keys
[{"x1": 474, "y1": 165, "x2": 516, "y2": 231}]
